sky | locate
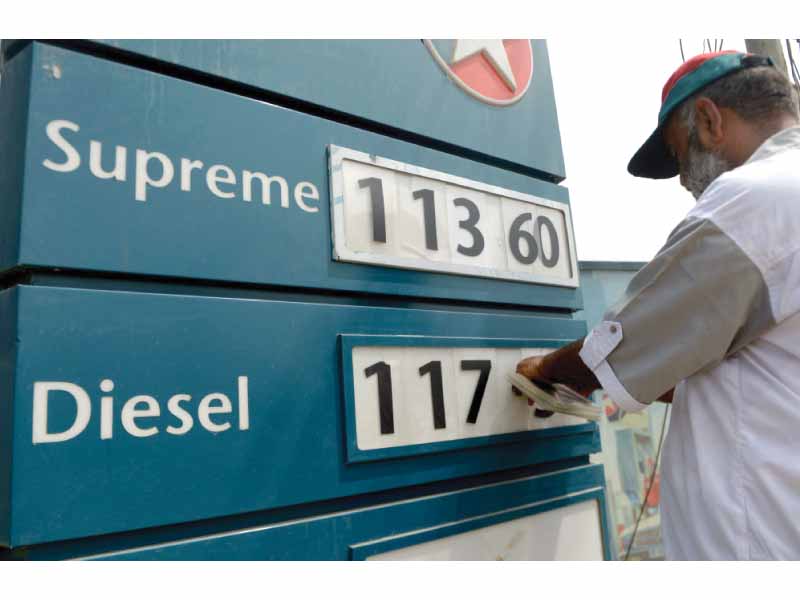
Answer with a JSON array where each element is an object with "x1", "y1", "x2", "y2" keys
[{"x1": 548, "y1": 38, "x2": 792, "y2": 262}]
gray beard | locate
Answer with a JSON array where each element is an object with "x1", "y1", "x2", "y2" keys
[{"x1": 680, "y1": 131, "x2": 733, "y2": 200}]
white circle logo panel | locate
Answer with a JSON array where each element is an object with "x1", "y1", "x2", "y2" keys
[{"x1": 424, "y1": 39, "x2": 534, "y2": 106}]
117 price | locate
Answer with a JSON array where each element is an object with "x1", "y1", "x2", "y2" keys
[{"x1": 364, "y1": 358, "x2": 492, "y2": 435}]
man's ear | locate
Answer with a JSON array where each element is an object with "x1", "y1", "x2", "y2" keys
[{"x1": 694, "y1": 97, "x2": 724, "y2": 149}]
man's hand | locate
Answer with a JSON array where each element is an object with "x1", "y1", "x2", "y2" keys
[
  {"x1": 515, "y1": 355, "x2": 548, "y2": 405},
  {"x1": 516, "y1": 355, "x2": 548, "y2": 383},
  {"x1": 515, "y1": 339, "x2": 601, "y2": 399}
]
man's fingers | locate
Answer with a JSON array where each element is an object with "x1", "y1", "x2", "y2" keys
[
  {"x1": 516, "y1": 357, "x2": 544, "y2": 406},
  {"x1": 516, "y1": 359, "x2": 540, "y2": 398},
  {"x1": 512, "y1": 386, "x2": 534, "y2": 405},
  {"x1": 516, "y1": 356, "x2": 544, "y2": 379}
]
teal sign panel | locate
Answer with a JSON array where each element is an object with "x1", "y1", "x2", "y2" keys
[
  {"x1": 0, "y1": 43, "x2": 580, "y2": 311},
  {"x1": 90, "y1": 39, "x2": 566, "y2": 180},
  {"x1": 87, "y1": 466, "x2": 612, "y2": 560},
  {"x1": 0, "y1": 283, "x2": 595, "y2": 547}
]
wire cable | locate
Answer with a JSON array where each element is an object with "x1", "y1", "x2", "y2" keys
[
  {"x1": 679, "y1": 39, "x2": 685, "y2": 62},
  {"x1": 786, "y1": 39, "x2": 800, "y2": 90},
  {"x1": 792, "y1": 39, "x2": 800, "y2": 85},
  {"x1": 787, "y1": 40, "x2": 800, "y2": 88},
  {"x1": 624, "y1": 403, "x2": 671, "y2": 561}
]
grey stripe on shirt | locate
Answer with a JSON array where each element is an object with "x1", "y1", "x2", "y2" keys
[{"x1": 602, "y1": 216, "x2": 775, "y2": 405}]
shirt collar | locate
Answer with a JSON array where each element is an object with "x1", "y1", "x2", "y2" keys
[{"x1": 745, "y1": 125, "x2": 800, "y2": 165}]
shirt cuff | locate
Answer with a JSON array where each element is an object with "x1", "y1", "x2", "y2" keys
[
  {"x1": 579, "y1": 321, "x2": 649, "y2": 413},
  {"x1": 591, "y1": 359, "x2": 649, "y2": 413},
  {"x1": 579, "y1": 321, "x2": 623, "y2": 369}
]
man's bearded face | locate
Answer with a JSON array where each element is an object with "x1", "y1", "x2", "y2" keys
[{"x1": 679, "y1": 126, "x2": 733, "y2": 200}]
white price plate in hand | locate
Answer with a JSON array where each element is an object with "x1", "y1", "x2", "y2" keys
[
  {"x1": 329, "y1": 146, "x2": 579, "y2": 287},
  {"x1": 350, "y1": 345, "x2": 587, "y2": 452}
]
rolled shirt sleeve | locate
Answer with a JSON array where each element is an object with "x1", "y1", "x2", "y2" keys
[{"x1": 579, "y1": 211, "x2": 775, "y2": 412}]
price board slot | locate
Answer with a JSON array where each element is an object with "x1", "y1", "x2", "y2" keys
[
  {"x1": 330, "y1": 146, "x2": 579, "y2": 287},
  {"x1": 341, "y1": 334, "x2": 594, "y2": 463},
  {"x1": 71, "y1": 465, "x2": 610, "y2": 560}
]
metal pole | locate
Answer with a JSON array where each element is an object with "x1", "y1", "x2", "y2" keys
[{"x1": 745, "y1": 39, "x2": 789, "y2": 75}]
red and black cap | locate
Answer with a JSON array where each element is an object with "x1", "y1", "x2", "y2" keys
[{"x1": 628, "y1": 50, "x2": 775, "y2": 179}]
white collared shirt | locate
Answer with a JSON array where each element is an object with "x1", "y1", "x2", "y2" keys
[{"x1": 580, "y1": 126, "x2": 800, "y2": 560}]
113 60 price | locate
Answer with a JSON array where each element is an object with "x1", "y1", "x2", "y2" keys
[
  {"x1": 358, "y1": 177, "x2": 561, "y2": 267},
  {"x1": 329, "y1": 146, "x2": 578, "y2": 287}
]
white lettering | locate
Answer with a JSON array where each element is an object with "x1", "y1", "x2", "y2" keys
[
  {"x1": 242, "y1": 170, "x2": 288, "y2": 206},
  {"x1": 121, "y1": 395, "x2": 160, "y2": 437},
  {"x1": 41, "y1": 120, "x2": 321, "y2": 216},
  {"x1": 32, "y1": 381, "x2": 91, "y2": 444},
  {"x1": 198, "y1": 393, "x2": 232, "y2": 433},
  {"x1": 89, "y1": 141, "x2": 127, "y2": 181},
  {"x1": 238, "y1": 376, "x2": 250, "y2": 431},
  {"x1": 294, "y1": 181, "x2": 320, "y2": 213},
  {"x1": 135, "y1": 150, "x2": 174, "y2": 202},
  {"x1": 180, "y1": 158, "x2": 204, "y2": 192},
  {"x1": 42, "y1": 120, "x2": 81, "y2": 173},
  {"x1": 206, "y1": 164, "x2": 237, "y2": 199},
  {"x1": 101, "y1": 395, "x2": 113, "y2": 439},
  {"x1": 166, "y1": 394, "x2": 194, "y2": 435},
  {"x1": 100, "y1": 379, "x2": 115, "y2": 440},
  {"x1": 31, "y1": 376, "x2": 251, "y2": 443}
]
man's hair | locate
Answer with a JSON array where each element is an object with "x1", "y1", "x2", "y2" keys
[{"x1": 677, "y1": 65, "x2": 800, "y2": 132}]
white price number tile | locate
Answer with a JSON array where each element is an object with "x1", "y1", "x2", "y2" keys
[
  {"x1": 395, "y1": 175, "x2": 452, "y2": 264},
  {"x1": 341, "y1": 161, "x2": 400, "y2": 256},
  {"x1": 446, "y1": 186, "x2": 506, "y2": 271},
  {"x1": 491, "y1": 349, "x2": 533, "y2": 433},
  {"x1": 452, "y1": 348, "x2": 498, "y2": 439},
  {"x1": 400, "y1": 348, "x2": 461, "y2": 444},
  {"x1": 531, "y1": 204, "x2": 572, "y2": 281},
  {"x1": 502, "y1": 199, "x2": 571, "y2": 280},
  {"x1": 352, "y1": 347, "x2": 410, "y2": 450}
]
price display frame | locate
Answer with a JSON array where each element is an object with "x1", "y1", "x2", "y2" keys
[
  {"x1": 328, "y1": 145, "x2": 580, "y2": 288},
  {"x1": 340, "y1": 334, "x2": 596, "y2": 464},
  {"x1": 349, "y1": 487, "x2": 608, "y2": 560}
]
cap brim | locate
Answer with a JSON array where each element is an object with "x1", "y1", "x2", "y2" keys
[{"x1": 627, "y1": 126, "x2": 679, "y2": 179}]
